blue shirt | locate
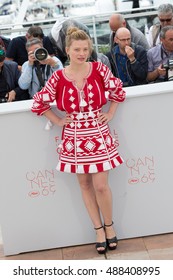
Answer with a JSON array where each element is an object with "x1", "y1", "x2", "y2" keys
[{"x1": 114, "y1": 46, "x2": 134, "y2": 87}]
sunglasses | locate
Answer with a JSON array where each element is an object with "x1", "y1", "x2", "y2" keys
[{"x1": 159, "y1": 18, "x2": 172, "y2": 22}]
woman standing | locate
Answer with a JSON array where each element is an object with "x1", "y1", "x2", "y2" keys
[{"x1": 31, "y1": 27, "x2": 126, "y2": 254}]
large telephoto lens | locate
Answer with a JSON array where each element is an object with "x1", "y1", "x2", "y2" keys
[{"x1": 34, "y1": 48, "x2": 48, "y2": 61}]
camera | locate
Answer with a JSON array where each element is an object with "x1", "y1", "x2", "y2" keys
[
  {"x1": 162, "y1": 58, "x2": 173, "y2": 81},
  {"x1": 34, "y1": 48, "x2": 48, "y2": 61},
  {"x1": 0, "y1": 96, "x2": 8, "y2": 103}
]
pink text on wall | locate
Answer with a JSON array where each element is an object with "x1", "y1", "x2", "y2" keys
[
  {"x1": 26, "y1": 169, "x2": 56, "y2": 198},
  {"x1": 126, "y1": 156, "x2": 155, "y2": 185}
]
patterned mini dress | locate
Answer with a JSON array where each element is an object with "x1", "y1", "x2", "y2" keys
[{"x1": 31, "y1": 62, "x2": 126, "y2": 173}]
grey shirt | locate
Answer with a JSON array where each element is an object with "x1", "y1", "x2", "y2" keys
[{"x1": 147, "y1": 44, "x2": 173, "y2": 72}]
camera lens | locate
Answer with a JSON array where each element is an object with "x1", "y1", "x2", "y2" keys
[{"x1": 34, "y1": 48, "x2": 48, "y2": 61}]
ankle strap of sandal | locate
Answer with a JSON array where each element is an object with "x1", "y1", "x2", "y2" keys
[
  {"x1": 104, "y1": 221, "x2": 114, "y2": 227},
  {"x1": 94, "y1": 225, "x2": 103, "y2": 230}
]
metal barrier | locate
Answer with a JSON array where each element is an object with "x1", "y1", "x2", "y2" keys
[{"x1": 0, "y1": 6, "x2": 158, "y2": 51}]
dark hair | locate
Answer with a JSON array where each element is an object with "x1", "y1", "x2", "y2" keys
[
  {"x1": 26, "y1": 38, "x2": 43, "y2": 50},
  {"x1": 27, "y1": 26, "x2": 44, "y2": 39}
]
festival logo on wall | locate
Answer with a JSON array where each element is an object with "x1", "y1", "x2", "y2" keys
[
  {"x1": 126, "y1": 156, "x2": 155, "y2": 185},
  {"x1": 25, "y1": 135, "x2": 62, "y2": 198},
  {"x1": 26, "y1": 169, "x2": 56, "y2": 198},
  {"x1": 111, "y1": 129, "x2": 155, "y2": 185},
  {"x1": 54, "y1": 135, "x2": 62, "y2": 154}
]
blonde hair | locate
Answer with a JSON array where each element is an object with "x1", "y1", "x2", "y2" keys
[{"x1": 65, "y1": 27, "x2": 92, "y2": 54}]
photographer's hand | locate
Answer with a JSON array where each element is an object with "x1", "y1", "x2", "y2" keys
[
  {"x1": 28, "y1": 51, "x2": 35, "y2": 66},
  {"x1": 147, "y1": 64, "x2": 166, "y2": 82},
  {"x1": 158, "y1": 64, "x2": 166, "y2": 77},
  {"x1": 40, "y1": 55, "x2": 58, "y2": 68},
  {"x1": 7, "y1": 90, "x2": 16, "y2": 102}
]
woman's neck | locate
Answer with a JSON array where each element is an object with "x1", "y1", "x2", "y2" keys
[
  {"x1": 68, "y1": 62, "x2": 88, "y2": 72},
  {"x1": 66, "y1": 62, "x2": 90, "y2": 77}
]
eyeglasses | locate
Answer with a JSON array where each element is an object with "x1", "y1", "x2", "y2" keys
[
  {"x1": 159, "y1": 18, "x2": 172, "y2": 22},
  {"x1": 116, "y1": 37, "x2": 131, "y2": 42}
]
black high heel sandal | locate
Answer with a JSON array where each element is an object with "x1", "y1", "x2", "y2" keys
[
  {"x1": 104, "y1": 221, "x2": 118, "y2": 250},
  {"x1": 94, "y1": 225, "x2": 107, "y2": 254}
]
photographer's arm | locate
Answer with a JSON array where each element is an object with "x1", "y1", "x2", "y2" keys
[
  {"x1": 41, "y1": 56, "x2": 63, "y2": 70},
  {"x1": 18, "y1": 62, "x2": 33, "y2": 90},
  {"x1": 147, "y1": 64, "x2": 166, "y2": 82}
]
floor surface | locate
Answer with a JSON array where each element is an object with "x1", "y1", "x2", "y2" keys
[{"x1": 0, "y1": 233, "x2": 173, "y2": 260}]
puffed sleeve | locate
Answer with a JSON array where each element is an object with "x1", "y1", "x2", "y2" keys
[
  {"x1": 107, "y1": 77, "x2": 126, "y2": 103},
  {"x1": 31, "y1": 72, "x2": 58, "y2": 115},
  {"x1": 97, "y1": 62, "x2": 126, "y2": 103}
]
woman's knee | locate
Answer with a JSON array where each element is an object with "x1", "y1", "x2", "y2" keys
[
  {"x1": 92, "y1": 171, "x2": 109, "y2": 193},
  {"x1": 77, "y1": 174, "x2": 92, "y2": 191},
  {"x1": 94, "y1": 182, "x2": 109, "y2": 193}
]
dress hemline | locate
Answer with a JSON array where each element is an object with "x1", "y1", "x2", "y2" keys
[{"x1": 56, "y1": 156, "x2": 124, "y2": 174}]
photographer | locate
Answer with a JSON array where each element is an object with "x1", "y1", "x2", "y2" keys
[
  {"x1": 147, "y1": 25, "x2": 173, "y2": 83},
  {"x1": 147, "y1": 4, "x2": 173, "y2": 48},
  {"x1": 6, "y1": 25, "x2": 54, "y2": 71},
  {"x1": 18, "y1": 38, "x2": 63, "y2": 98},
  {"x1": 0, "y1": 45, "x2": 29, "y2": 103}
]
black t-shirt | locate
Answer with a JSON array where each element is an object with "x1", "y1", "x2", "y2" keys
[
  {"x1": 0, "y1": 36, "x2": 11, "y2": 50},
  {"x1": 0, "y1": 69, "x2": 9, "y2": 98},
  {"x1": 6, "y1": 35, "x2": 54, "y2": 66}
]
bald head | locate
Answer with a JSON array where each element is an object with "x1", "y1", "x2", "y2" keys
[
  {"x1": 114, "y1": 27, "x2": 131, "y2": 53},
  {"x1": 116, "y1": 27, "x2": 131, "y2": 39},
  {"x1": 109, "y1": 13, "x2": 126, "y2": 32}
]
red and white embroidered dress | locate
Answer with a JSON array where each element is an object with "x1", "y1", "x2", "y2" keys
[{"x1": 32, "y1": 62, "x2": 126, "y2": 173}]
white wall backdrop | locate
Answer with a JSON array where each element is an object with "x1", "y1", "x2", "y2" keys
[{"x1": 0, "y1": 82, "x2": 173, "y2": 255}]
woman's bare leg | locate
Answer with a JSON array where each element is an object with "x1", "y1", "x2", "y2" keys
[
  {"x1": 77, "y1": 173, "x2": 106, "y2": 252},
  {"x1": 92, "y1": 171, "x2": 117, "y2": 247}
]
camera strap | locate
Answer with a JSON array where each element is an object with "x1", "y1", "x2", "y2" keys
[
  {"x1": 35, "y1": 63, "x2": 45, "y2": 89},
  {"x1": 34, "y1": 63, "x2": 51, "y2": 90},
  {"x1": 160, "y1": 46, "x2": 170, "y2": 61}
]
